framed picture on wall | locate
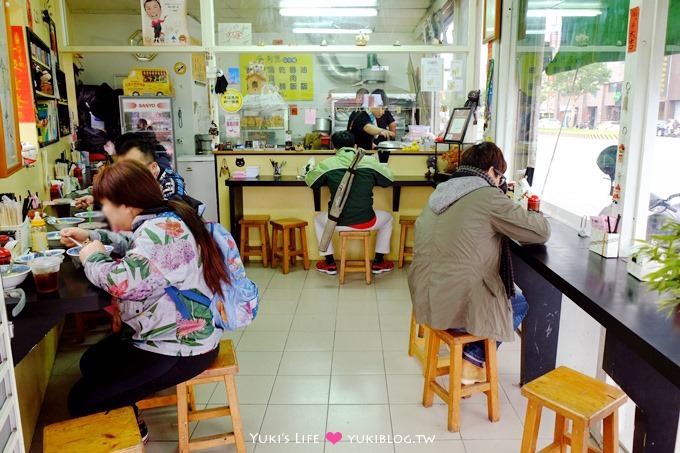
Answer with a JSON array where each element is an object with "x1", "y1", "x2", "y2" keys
[
  {"x1": 0, "y1": 2, "x2": 22, "y2": 177},
  {"x1": 483, "y1": 0, "x2": 501, "y2": 43}
]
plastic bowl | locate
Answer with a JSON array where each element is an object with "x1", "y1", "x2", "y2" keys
[
  {"x1": 13, "y1": 252, "x2": 36, "y2": 264},
  {"x1": 67, "y1": 244, "x2": 114, "y2": 266},
  {"x1": 47, "y1": 231, "x2": 62, "y2": 248},
  {"x1": 46, "y1": 217, "x2": 84, "y2": 231},
  {"x1": 0, "y1": 264, "x2": 31, "y2": 289},
  {"x1": 75, "y1": 211, "x2": 106, "y2": 222}
]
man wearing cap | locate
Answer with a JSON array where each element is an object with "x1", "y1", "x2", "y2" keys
[{"x1": 347, "y1": 94, "x2": 396, "y2": 150}]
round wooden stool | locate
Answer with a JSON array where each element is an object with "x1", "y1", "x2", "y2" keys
[
  {"x1": 339, "y1": 231, "x2": 372, "y2": 284},
  {"x1": 398, "y1": 215, "x2": 417, "y2": 268},
  {"x1": 520, "y1": 366, "x2": 627, "y2": 453},
  {"x1": 270, "y1": 218, "x2": 311, "y2": 274},
  {"x1": 137, "y1": 339, "x2": 246, "y2": 453},
  {"x1": 44, "y1": 406, "x2": 143, "y2": 453},
  {"x1": 239, "y1": 215, "x2": 271, "y2": 267},
  {"x1": 423, "y1": 329, "x2": 500, "y2": 432}
]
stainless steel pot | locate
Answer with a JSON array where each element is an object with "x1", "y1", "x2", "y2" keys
[
  {"x1": 195, "y1": 134, "x2": 213, "y2": 154},
  {"x1": 377, "y1": 141, "x2": 403, "y2": 150},
  {"x1": 314, "y1": 118, "x2": 332, "y2": 133}
]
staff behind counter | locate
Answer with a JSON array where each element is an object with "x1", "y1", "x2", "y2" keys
[{"x1": 348, "y1": 94, "x2": 396, "y2": 150}]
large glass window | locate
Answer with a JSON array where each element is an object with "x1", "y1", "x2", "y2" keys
[{"x1": 511, "y1": 1, "x2": 629, "y2": 217}]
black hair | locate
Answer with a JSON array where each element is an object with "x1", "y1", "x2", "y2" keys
[
  {"x1": 355, "y1": 88, "x2": 369, "y2": 96},
  {"x1": 331, "y1": 130, "x2": 355, "y2": 149},
  {"x1": 115, "y1": 132, "x2": 159, "y2": 164},
  {"x1": 371, "y1": 88, "x2": 388, "y2": 107},
  {"x1": 460, "y1": 141, "x2": 508, "y2": 174}
]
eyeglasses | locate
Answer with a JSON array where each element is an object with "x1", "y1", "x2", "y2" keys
[{"x1": 494, "y1": 169, "x2": 507, "y2": 187}]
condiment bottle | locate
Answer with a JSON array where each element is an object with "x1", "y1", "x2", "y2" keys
[
  {"x1": 527, "y1": 195, "x2": 541, "y2": 212},
  {"x1": 31, "y1": 212, "x2": 48, "y2": 252}
]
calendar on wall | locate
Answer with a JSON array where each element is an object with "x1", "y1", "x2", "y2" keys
[{"x1": 239, "y1": 53, "x2": 314, "y2": 101}]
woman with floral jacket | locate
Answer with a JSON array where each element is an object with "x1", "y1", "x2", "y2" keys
[{"x1": 61, "y1": 160, "x2": 229, "y2": 432}]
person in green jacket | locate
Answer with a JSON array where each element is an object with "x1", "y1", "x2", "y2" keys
[{"x1": 305, "y1": 131, "x2": 395, "y2": 275}]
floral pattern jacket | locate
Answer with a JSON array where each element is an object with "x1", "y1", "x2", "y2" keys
[{"x1": 84, "y1": 211, "x2": 222, "y2": 356}]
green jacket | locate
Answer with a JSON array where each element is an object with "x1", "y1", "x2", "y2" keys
[{"x1": 305, "y1": 147, "x2": 393, "y2": 226}]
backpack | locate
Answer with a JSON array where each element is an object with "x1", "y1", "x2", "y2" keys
[{"x1": 164, "y1": 222, "x2": 259, "y2": 330}]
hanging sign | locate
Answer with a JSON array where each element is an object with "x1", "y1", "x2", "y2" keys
[
  {"x1": 220, "y1": 88, "x2": 243, "y2": 113},
  {"x1": 239, "y1": 53, "x2": 314, "y2": 101},
  {"x1": 225, "y1": 114, "x2": 240, "y2": 138},
  {"x1": 421, "y1": 57, "x2": 444, "y2": 92},
  {"x1": 627, "y1": 7, "x2": 639, "y2": 53},
  {"x1": 10, "y1": 26, "x2": 33, "y2": 122}
]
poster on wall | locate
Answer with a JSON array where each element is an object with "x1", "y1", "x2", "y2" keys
[
  {"x1": 421, "y1": 57, "x2": 444, "y2": 92},
  {"x1": 239, "y1": 53, "x2": 314, "y2": 101},
  {"x1": 140, "y1": 0, "x2": 189, "y2": 46},
  {"x1": 119, "y1": 96, "x2": 176, "y2": 168},
  {"x1": 0, "y1": 3, "x2": 22, "y2": 176},
  {"x1": 10, "y1": 26, "x2": 33, "y2": 123},
  {"x1": 217, "y1": 23, "x2": 252, "y2": 45}
]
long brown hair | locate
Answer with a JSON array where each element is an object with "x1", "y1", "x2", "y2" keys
[{"x1": 93, "y1": 160, "x2": 229, "y2": 296}]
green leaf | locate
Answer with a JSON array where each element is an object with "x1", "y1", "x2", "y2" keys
[
  {"x1": 140, "y1": 323, "x2": 176, "y2": 339},
  {"x1": 145, "y1": 228, "x2": 163, "y2": 245}
]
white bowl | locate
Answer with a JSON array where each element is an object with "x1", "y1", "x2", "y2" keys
[
  {"x1": 13, "y1": 253, "x2": 36, "y2": 264},
  {"x1": 67, "y1": 245, "x2": 114, "y2": 266},
  {"x1": 47, "y1": 231, "x2": 62, "y2": 248},
  {"x1": 46, "y1": 217, "x2": 85, "y2": 231},
  {"x1": 75, "y1": 211, "x2": 106, "y2": 222},
  {"x1": 0, "y1": 265, "x2": 31, "y2": 289}
]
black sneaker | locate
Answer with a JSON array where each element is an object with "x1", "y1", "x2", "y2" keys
[{"x1": 138, "y1": 419, "x2": 149, "y2": 444}]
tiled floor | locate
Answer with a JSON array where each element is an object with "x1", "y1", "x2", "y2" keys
[{"x1": 30, "y1": 264, "x2": 557, "y2": 453}]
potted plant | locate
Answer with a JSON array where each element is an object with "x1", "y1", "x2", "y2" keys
[{"x1": 635, "y1": 220, "x2": 680, "y2": 318}]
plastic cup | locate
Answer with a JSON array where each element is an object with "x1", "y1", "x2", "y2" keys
[{"x1": 28, "y1": 256, "x2": 63, "y2": 293}]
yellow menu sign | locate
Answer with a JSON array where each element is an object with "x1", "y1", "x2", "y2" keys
[
  {"x1": 240, "y1": 53, "x2": 314, "y2": 101},
  {"x1": 220, "y1": 88, "x2": 243, "y2": 113}
]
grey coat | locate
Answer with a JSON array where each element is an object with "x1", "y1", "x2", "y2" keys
[{"x1": 408, "y1": 177, "x2": 551, "y2": 342}]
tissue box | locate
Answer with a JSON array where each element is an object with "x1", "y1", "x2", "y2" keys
[
  {"x1": 627, "y1": 254, "x2": 662, "y2": 281},
  {"x1": 589, "y1": 229, "x2": 619, "y2": 258},
  {"x1": 245, "y1": 166, "x2": 260, "y2": 178}
]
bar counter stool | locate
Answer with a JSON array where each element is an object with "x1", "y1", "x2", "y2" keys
[
  {"x1": 270, "y1": 218, "x2": 311, "y2": 274},
  {"x1": 239, "y1": 215, "x2": 271, "y2": 267},
  {"x1": 423, "y1": 328, "x2": 500, "y2": 432},
  {"x1": 408, "y1": 310, "x2": 428, "y2": 369},
  {"x1": 136, "y1": 339, "x2": 246, "y2": 453},
  {"x1": 44, "y1": 406, "x2": 143, "y2": 453},
  {"x1": 520, "y1": 366, "x2": 627, "y2": 453},
  {"x1": 398, "y1": 215, "x2": 417, "y2": 268},
  {"x1": 338, "y1": 231, "x2": 372, "y2": 285}
]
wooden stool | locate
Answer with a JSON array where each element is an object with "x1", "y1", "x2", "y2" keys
[
  {"x1": 423, "y1": 329, "x2": 500, "y2": 432},
  {"x1": 520, "y1": 366, "x2": 627, "y2": 453},
  {"x1": 398, "y1": 215, "x2": 417, "y2": 268},
  {"x1": 408, "y1": 310, "x2": 427, "y2": 367},
  {"x1": 137, "y1": 340, "x2": 246, "y2": 453},
  {"x1": 44, "y1": 406, "x2": 143, "y2": 453},
  {"x1": 239, "y1": 215, "x2": 271, "y2": 267},
  {"x1": 339, "y1": 231, "x2": 372, "y2": 284},
  {"x1": 270, "y1": 218, "x2": 311, "y2": 274}
]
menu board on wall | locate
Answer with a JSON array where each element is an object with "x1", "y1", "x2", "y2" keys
[
  {"x1": 10, "y1": 26, "x2": 33, "y2": 123},
  {"x1": 239, "y1": 53, "x2": 314, "y2": 101}
]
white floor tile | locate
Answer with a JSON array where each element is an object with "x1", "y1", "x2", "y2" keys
[
  {"x1": 458, "y1": 404, "x2": 524, "y2": 440},
  {"x1": 378, "y1": 299, "x2": 413, "y2": 316},
  {"x1": 376, "y1": 288, "x2": 413, "y2": 303},
  {"x1": 381, "y1": 330, "x2": 411, "y2": 351},
  {"x1": 278, "y1": 351, "x2": 333, "y2": 375},
  {"x1": 303, "y1": 276, "x2": 341, "y2": 289},
  {"x1": 238, "y1": 331, "x2": 289, "y2": 352},
  {"x1": 332, "y1": 351, "x2": 385, "y2": 375},
  {"x1": 285, "y1": 331, "x2": 335, "y2": 351},
  {"x1": 267, "y1": 275, "x2": 307, "y2": 290},
  {"x1": 334, "y1": 331, "x2": 382, "y2": 351},
  {"x1": 236, "y1": 351, "x2": 283, "y2": 375},
  {"x1": 329, "y1": 375, "x2": 389, "y2": 404},
  {"x1": 209, "y1": 375, "x2": 276, "y2": 405},
  {"x1": 326, "y1": 405, "x2": 393, "y2": 442},
  {"x1": 256, "y1": 298, "x2": 299, "y2": 315},
  {"x1": 383, "y1": 350, "x2": 423, "y2": 375},
  {"x1": 386, "y1": 374, "x2": 430, "y2": 405},
  {"x1": 298, "y1": 288, "x2": 339, "y2": 303},
  {"x1": 326, "y1": 442, "x2": 396, "y2": 452},
  {"x1": 269, "y1": 375, "x2": 331, "y2": 404},
  {"x1": 338, "y1": 287, "x2": 377, "y2": 302},
  {"x1": 497, "y1": 345, "x2": 522, "y2": 375},
  {"x1": 142, "y1": 406, "x2": 181, "y2": 442},
  {"x1": 379, "y1": 313, "x2": 411, "y2": 332},
  {"x1": 395, "y1": 440, "x2": 466, "y2": 453},
  {"x1": 261, "y1": 288, "x2": 302, "y2": 302},
  {"x1": 221, "y1": 330, "x2": 244, "y2": 347},
  {"x1": 255, "y1": 442, "x2": 324, "y2": 452},
  {"x1": 258, "y1": 404, "x2": 328, "y2": 438},
  {"x1": 335, "y1": 314, "x2": 381, "y2": 331},
  {"x1": 191, "y1": 404, "x2": 267, "y2": 444},
  {"x1": 390, "y1": 404, "x2": 462, "y2": 441},
  {"x1": 291, "y1": 313, "x2": 337, "y2": 331},
  {"x1": 463, "y1": 439, "x2": 522, "y2": 453},
  {"x1": 247, "y1": 314, "x2": 294, "y2": 331},
  {"x1": 336, "y1": 300, "x2": 379, "y2": 316}
]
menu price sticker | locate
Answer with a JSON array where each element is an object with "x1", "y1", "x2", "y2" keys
[
  {"x1": 225, "y1": 114, "x2": 241, "y2": 138},
  {"x1": 240, "y1": 53, "x2": 314, "y2": 101}
]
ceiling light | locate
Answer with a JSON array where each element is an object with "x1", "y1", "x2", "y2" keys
[
  {"x1": 280, "y1": 8, "x2": 378, "y2": 17},
  {"x1": 281, "y1": 0, "x2": 376, "y2": 7},
  {"x1": 527, "y1": 9, "x2": 602, "y2": 17},
  {"x1": 293, "y1": 28, "x2": 373, "y2": 34}
]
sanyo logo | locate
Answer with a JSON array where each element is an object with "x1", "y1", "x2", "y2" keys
[{"x1": 138, "y1": 103, "x2": 157, "y2": 108}]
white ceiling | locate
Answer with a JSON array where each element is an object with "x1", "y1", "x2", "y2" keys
[{"x1": 65, "y1": 0, "x2": 437, "y2": 34}]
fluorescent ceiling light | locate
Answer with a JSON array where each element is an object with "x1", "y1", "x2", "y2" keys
[
  {"x1": 527, "y1": 9, "x2": 602, "y2": 17},
  {"x1": 281, "y1": 0, "x2": 376, "y2": 7},
  {"x1": 280, "y1": 8, "x2": 378, "y2": 17},
  {"x1": 293, "y1": 27, "x2": 373, "y2": 34}
]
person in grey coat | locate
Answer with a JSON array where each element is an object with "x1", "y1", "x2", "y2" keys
[{"x1": 408, "y1": 142, "x2": 550, "y2": 384}]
